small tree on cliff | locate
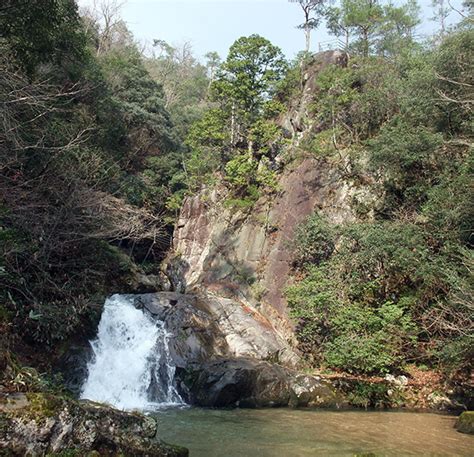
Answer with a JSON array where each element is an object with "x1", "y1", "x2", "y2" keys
[
  {"x1": 212, "y1": 34, "x2": 287, "y2": 145},
  {"x1": 326, "y1": 0, "x2": 419, "y2": 57},
  {"x1": 289, "y1": 0, "x2": 327, "y2": 53}
]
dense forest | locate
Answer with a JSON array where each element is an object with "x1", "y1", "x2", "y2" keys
[{"x1": 0, "y1": 0, "x2": 472, "y2": 396}]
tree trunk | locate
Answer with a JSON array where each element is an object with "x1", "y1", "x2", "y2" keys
[
  {"x1": 362, "y1": 28, "x2": 369, "y2": 57},
  {"x1": 230, "y1": 102, "x2": 236, "y2": 149},
  {"x1": 305, "y1": 26, "x2": 311, "y2": 53}
]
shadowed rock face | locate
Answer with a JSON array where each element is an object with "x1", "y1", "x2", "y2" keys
[{"x1": 180, "y1": 358, "x2": 346, "y2": 409}]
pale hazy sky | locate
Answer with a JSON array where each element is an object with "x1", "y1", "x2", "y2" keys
[{"x1": 78, "y1": 0, "x2": 465, "y2": 61}]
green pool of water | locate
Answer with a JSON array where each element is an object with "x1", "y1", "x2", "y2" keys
[{"x1": 153, "y1": 408, "x2": 474, "y2": 456}]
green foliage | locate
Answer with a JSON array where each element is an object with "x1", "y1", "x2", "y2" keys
[
  {"x1": 294, "y1": 30, "x2": 472, "y2": 376},
  {"x1": 311, "y1": 57, "x2": 404, "y2": 147},
  {"x1": 346, "y1": 381, "x2": 392, "y2": 408},
  {"x1": 286, "y1": 265, "x2": 340, "y2": 356},
  {"x1": 287, "y1": 243, "x2": 418, "y2": 374},
  {"x1": 292, "y1": 214, "x2": 336, "y2": 266},
  {"x1": 0, "y1": 5, "x2": 179, "y2": 347},
  {"x1": 186, "y1": 109, "x2": 228, "y2": 149},
  {"x1": 225, "y1": 154, "x2": 259, "y2": 188},
  {"x1": 422, "y1": 152, "x2": 474, "y2": 246},
  {"x1": 224, "y1": 152, "x2": 278, "y2": 205},
  {"x1": 184, "y1": 35, "x2": 286, "y2": 202},
  {"x1": 369, "y1": 118, "x2": 443, "y2": 211},
  {"x1": 325, "y1": 0, "x2": 420, "y2": 57},
  {"x1": 0, "y1": 0, "x2": 88, "y2": 75},
  {"x1": 212, "y1": 34, "x2": 287, "y2": 122},
  {"x1": 287, "y1": 211, "x2": 471, "y2": 374},
  {"x1": 275, "y1": 54, "x2": 305, "y2": 105},
  {"x1": 324, "y1": 301, "x2": 417, "y2": 373},
  {"x1": 433, "y1": 29, "x2": 474, "y2": 135},
  {"x1": 249, "y1": 120, "x2": 285, "y2": 157}
]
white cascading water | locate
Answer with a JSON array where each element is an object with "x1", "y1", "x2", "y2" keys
[{"x1": 80, "y1": 294, "x2": 183, "y2": 410}]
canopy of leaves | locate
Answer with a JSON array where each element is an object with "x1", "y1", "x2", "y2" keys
[{"x1": 212, "y1": 34, "x2": 287, "y2": 121}]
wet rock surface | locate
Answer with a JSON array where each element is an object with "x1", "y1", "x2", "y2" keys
[
  {"x1": 121, "y1": 292, "x2": 343, "y2": 408},
  {"x1": 56, "y1": 344, "x2": 94, "y2": 396},
  {"x1": 0, "y1": 393, "x2": 188, "y2": 456}
]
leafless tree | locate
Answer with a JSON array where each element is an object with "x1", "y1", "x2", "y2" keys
[
  {"x1": 80, "y1": 0, "x2": 127, "y2": 55},
  {"x1": 0, "y1": 45, "x2": 166, "y2": 311},
  {"x1": 146, "y1": 40, "x2": 201, "y2": 109}
]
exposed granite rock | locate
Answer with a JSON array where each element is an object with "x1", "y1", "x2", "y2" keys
[
  {"x1": 170, "y1": 155, "x2": 374, "y2": 334},
  {"x1": 169, "y1": 50, "x2": 361, "y2": 317},
  {"x1": 57, "y1": 291, "x2": 301, "y2": 403},
  {"x1": 279, "y1": 50, "x2": 349, "y2": 136},
  {"x1": 179, "y1": 357, "x2": 346, "y2": 408},
  {"x1": 427, "y1": 391, "x2": 464, "y2": 411},
  {"x1": 129, "y1": 291, "x2": 299, "y2": 368},
  {"x1": 0, "y1": 392, "x2": 188, "y2": 456},
  {"x1": 168, "y1": 52, "x2": 364, "y2": 342},
  {"x1": 455, "y1": 411, "x2": 474, "y2": 434}
]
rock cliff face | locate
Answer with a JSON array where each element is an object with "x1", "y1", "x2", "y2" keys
[
  {"x1": 168, "y1": 50, "x2": 369, "y2": 350},
  {"x1": 172, "y1": 158, "x2": 370, "y2": 313}
]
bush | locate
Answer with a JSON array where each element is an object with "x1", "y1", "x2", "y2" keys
[
  {"x1": 292, "y1": 214, "x2": 336, "y2": 267},
  {"x1": 287, "y1": 218, "x2": 444, "y2": 374}
]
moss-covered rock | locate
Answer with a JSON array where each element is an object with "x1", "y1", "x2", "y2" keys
[
  {"x1": 0, "y1": 393, "x2": 188, "y2": 456},
  {"x1": 455, "y1": 411, "x2": 474, "y2": 435}
]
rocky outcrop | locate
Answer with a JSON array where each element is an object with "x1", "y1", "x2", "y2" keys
[
  {"x1": 179, "y1": 357, "x2": 346, "y2": 408},
  {"x1": 165, "y1": 50, "x2": 375, "y2": 350},
  {"x1": 131, "y1": 292, "x2": 343, "y2": 407},
  {"x1": 130, "y1": 291, "x2": 299, "y2": 367},
  {"x1": 279, "y1": 50, "x2": 349, "y2": 135},
  {"x1": 170, "y1": 157, "x2": 374, "y2": 329},
  {"x1": 0, "y1": 393, "x2": 188, "y2": 456}
]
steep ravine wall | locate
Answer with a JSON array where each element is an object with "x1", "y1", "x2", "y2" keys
[{"x1": 169, "y1": 156, "x2": 373, "y2": 342}]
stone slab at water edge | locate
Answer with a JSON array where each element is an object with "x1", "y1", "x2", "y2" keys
[{"x1": 0, "y1": 392, "x2": 188, "y2": 456}]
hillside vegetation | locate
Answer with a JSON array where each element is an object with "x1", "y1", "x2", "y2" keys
[{"x1": 0, "y1": 0, "x2": 472, "y2": 391}]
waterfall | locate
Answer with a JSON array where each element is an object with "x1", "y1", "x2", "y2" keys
[{"x1": 80, "y1": 294, "x2": 183, "y2": 410}]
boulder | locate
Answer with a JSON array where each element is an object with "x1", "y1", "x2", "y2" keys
[
  {"x1": 455, "y1": 411, "x2": 474, "y2": 435},
  {"x1": 179, "y1": 357, "x2": 346, "y2": 408},
  {"x1": 0, "y1": 392, "x2": 188, "y2": 456}
]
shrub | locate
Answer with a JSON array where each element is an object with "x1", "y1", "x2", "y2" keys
[{"x1": 292, "y1": 214, "x2": 336, "y2": 267}]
